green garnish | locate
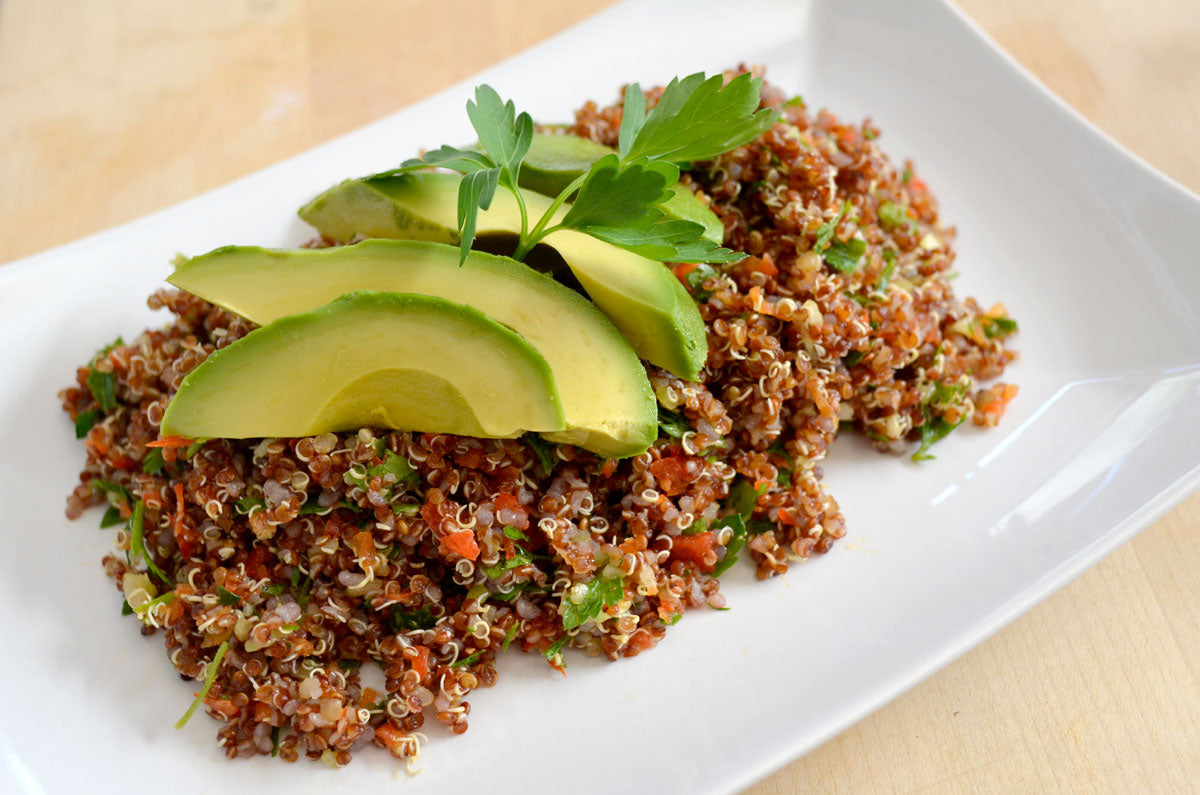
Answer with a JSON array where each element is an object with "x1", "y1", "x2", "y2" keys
[
  {"x1": 561, "y1": 576, "x2": 624, "y2": 631},
  {"x1": 657, "y1": 407, "x2": 691, "y2": 439},
  {"x1": 912, "y1": 413, "x2": 967, "y2": 462},
  {"x1": 727, "y1": 479, "x2": 766, "y2": 521},
  {"x1": 129, "y1": 500, "x2": 172, "y2": 587},
  {"x1": 86, "y1": 369, "x2": 117, "y2": 414},
  {"x1": 503, "y1": 525, "x2": 528, "y2": 542},
  {"x1": 120, "y1": 599, "x2": 133, "y2": 616},
  {"x1": 132, "y1": 592, "x2": 176, "y2": 615},
  {"x1": 390, "y1": 605, "x2": 437, "y2": 632},
  {"x1": 813, "y1": 200, "x2": 849, "y2": 250},
  {"x1": 235, "y1": 496, "x2": 265, "y2": 515},
  {"x1": 543, "y1": 636, "x2": 569, "y2": 662},
  {"x1": 711, "y1": 514, "x2": 748, "y2": 576},
  {"x1": 142, "y1": 448, "x2": 166, "y2": 475},
  {"x1": 183, "y1": 439, "x2": 206, "y2": 459},
  {"x1": 100, "y1": 506, "x2": 123, "y2": 528},
  {"x1": 369, "y1": 450, "x2": 420, "y2": 489},
  {"x1": 683, "y1": 517, "x2": 709, "y2": 536},
  {"x1": 262, "y1": 583, "x2": 286, "y2": 597},
  {"x1": 843, "y1": 350, "x2": 865, "y2": 367},
  {"x1": 524, "y1": 433, "x2": 557, "y2": 475},
  {"x1": 878, "y1": 201, "x2": 915, "y2": 231},
  {"x1": 294, "y1": 573, "x2": 313, "y2": 611},
  {"x1": 783, "y1": 95, "x2": 805, "y2": 108},
  {"x1": 982, "y1": 316, "x2": 1018, "y2": 339},
  {"x1": 911, "y1": 382, "x2": 970, "y2": 461},
  {"x1": 682, "y1": 262, "x2": 719, "y2": 302},
  {"x1": 878, "y1": 249, "x2": 897, "y2": 292},
  {"x1": 394, "y1": 73, "x2": 772, "y2": 265},
  {"x1": 451, "y1": 651, "x2": 482, "y2": 668},
  {"x1": 825, "y1": 237, "x2": 867, "y2": 273},
  {"x1": 74, "y1": 409, "x2": 100, "y2": 439},
  {"x1": 482, "y1": 548, "x2": 532, "y2": 579},
  {"x1": 216, "y1": 586, "x2": 240, "y2": 606},
  {"x1": 92, "y1": 479, "x2": 133, "y2": 510},
  {"x1": 502, "y1": 622, "x2": 519, "y2": 651},
  {"x1": 337, "y1": 659, "x2": 361, "y2": 671},
  {"x1": 270, "y1": 726, "x2": 283, "y2": 758},
  {"x1": 174, "y1": 640, "x2": 229, "y2": 730}
]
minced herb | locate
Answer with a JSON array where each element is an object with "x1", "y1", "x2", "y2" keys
[
  {"x1": 451, "y1": 651, "x2": 482, "y2": 668},
  {"x1": 74, "y1": 409, "x2": 100, "y2": 439},
  {"x1": 141, "y1": 448, "x2": 166, "y2": 475},
  {"x1": 825, "y1": 237, "x2": 867, "y2": 273},
  {"x1": 657, "y1": 407, "x2": 691, "y2": 439},
  {"x1": 712, "y1": 515, "x2": 748, "y2": 577},
  {"x1": 174, "y1": 640, "x2": 229, "y2": 730},
  {"x1": 562, "y1": 576, "x2": 624, "y2": 631},
  {"x1": 982, "y1": 316, "x2": 1018, "y2": 339},
  {"x1": 524, "y1": 433, "x2": 557, "y2": 475},
  {"x1": 216, "y1": 586, "x2": 240, "y2": 606}
]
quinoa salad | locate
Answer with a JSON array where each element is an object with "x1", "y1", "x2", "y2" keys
[{"x1": 60, "y1": 68, "x2": 1018, "y2": 767}]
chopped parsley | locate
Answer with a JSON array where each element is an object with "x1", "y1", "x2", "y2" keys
[
  {"x1": 783, "y1": 95, "x2": 805, "y2": 108},
  {"x1": 683, "y1": 263, "x2": 719, "y2": 302},
  {"x1": 92, "y1": 479, "x2": 133, "y2": 510},
  {"x1": 86, "y1": 369, "x2": 117, "y2": 414},
  {"x1": 451, "y1": 651, "x2": 482, "y2": 668},
  {"x1": 502, "y1": 622, "x2": 519, "y2": 651},
  {"x1": 503, "y1": 525, "x2": 528, "y2": 542},
  {"x1": 727, "y1": 479, "x2": 766, "y2": 521},
  {"x1": 878, "y1": 249, "x2": 898, "y2": 292},
  {"x1": 524, "y1": 433, "x2": 557, "y2": 475},
  {"x1": 843, "y1": 350, "x2": 865, "y2": 367},
  {"x1": 657, "y1": 407, "x2": 691, "y2": 439},
  {"x1": 482, "y1": 548, "x2": 532, "y2": 579},
  {"x1": 141, "y1": 448, "x2": 166, "y2": 475},
  {"x1": 337, "y1": 659, "x2": 362, "y2": 671},
  {"x1": 711, "y1": 515, "x2": 748, "y2": 577},
  {"x1": 543, "y1": 636, "x2": 568, "y2": 662},
  {"x1": 912, "y1": 382, "x2": 970, "y2": 461},
  {"x1": 216, "y1": 586, "x2": 240, "y2": 606},
  {"x1": 261, "y1": 583, "x2": 286, "y2": 597},
  {"x1": 174, "y1": 640, "x2": 229, "y2": 730},
  {"x1": 982, "y1": 316, "x2": 1018, "y2": 339},
  {"x1": 74, "y1": 409, "x2": 100, "y2": 439},
  {"x1": 389, "y1": 605, "x2": 437, "y2": 632},
  {"x1": 825, "y1": 237, "x2": 867, "y2": 273},
  {"x1": 99, "y1": 506, "x2": 124, "y2": 528},
  {"x1": 235, "y1": 496, "x2": 265, "y2": 515},
  {"x1": 813, "y1": 200, "x2": 850, "y2": 251},
  {"x1": 561, "y1": 576, "x2": 624, "y2": 631},
  {"x1": 270, "y1": 726, "x2": 282, "y2": 758},
  {"x1": 129, "y1": 500, "x2": 172, "y2": 587},
  {"x1": 120, "y1": 599, "x2": 134, "y2": 616},
  {"x1": 878, "y1": 201, "x2": 915, "y2": 231}
]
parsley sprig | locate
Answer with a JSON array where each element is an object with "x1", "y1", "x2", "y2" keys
[{"x1": 392, "y1": 73, "x2": 776, "y2": 265}]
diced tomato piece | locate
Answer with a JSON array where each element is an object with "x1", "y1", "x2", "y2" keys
[
  {"x1": 442, "y1": 530, "x2": 479, "y2": 561},
  {"x1": 670, "y1": 531, "x2": 716, "y2": 572}
]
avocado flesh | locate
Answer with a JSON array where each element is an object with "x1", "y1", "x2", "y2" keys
[
  {"x1": 299, "y1": 172, "x2": 708, "y2": 380},
  {"x1": 519, "y1": 133, "x2": 725, "y2": 247},
  {"x1": 168, "y1": 240, "x2": 656, "y2": 457},
  {"x1": 160, "y1": 292, "x2": 564, "y2": 440}
]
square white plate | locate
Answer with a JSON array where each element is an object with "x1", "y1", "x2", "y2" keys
[{"x1": 2, "y1": 0, "x2": 1199, "y2": 793}]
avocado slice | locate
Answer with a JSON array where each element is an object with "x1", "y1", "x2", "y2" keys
[
  {"x1": 299, "y1": 172, "x2": 708, "y2": 380},
  {"x1": 168, "y1": 240, "x2": 656, "y2": 457},
  {"x1": 519, "y1": 133, "x2": 725, "y2": 246},
  {"x1": 160, "y1": 292, "x2": 565, "y2": 440}
]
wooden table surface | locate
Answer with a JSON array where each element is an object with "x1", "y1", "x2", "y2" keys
[{"x1": 3, "y1": 0, "x2": 1198, "y2": 791}]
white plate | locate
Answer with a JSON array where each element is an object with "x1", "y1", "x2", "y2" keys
[{"x1": 3, "y1": 0, "x2": 1199, "y2": 792}]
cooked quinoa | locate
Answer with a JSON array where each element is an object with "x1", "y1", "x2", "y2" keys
[{"x1": 60, "y1": 69, "x2": 1017, "y2": 767}]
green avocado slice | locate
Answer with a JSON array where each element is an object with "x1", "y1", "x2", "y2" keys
[
  {"x1": 519, "y1": 133, "x2": 725, "y2": 246},
  {"x1": 299, "y1": 172, "x2": 708, "y2": 380},
  {"x1": 160, "y1": 292, "x2": 565, "y2": 440},
  {"x1": 168, "y1": 240, "x2": 656, "y2": 457}
]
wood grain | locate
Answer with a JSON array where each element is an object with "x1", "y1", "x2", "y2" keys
[{"x1": 2, "y1": 1, "x2": 1197, "y2": 791}]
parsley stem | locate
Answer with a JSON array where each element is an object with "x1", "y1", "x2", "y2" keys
[
  {"x1": 512, "y1": 185, "x2": 530, "y2": 249},
  {"x1": 515, "y1": 173, "x2": 586, "y2": 260},
  {"x1": 174, "y1": 639, "x2": 229, "y2": 729}
]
